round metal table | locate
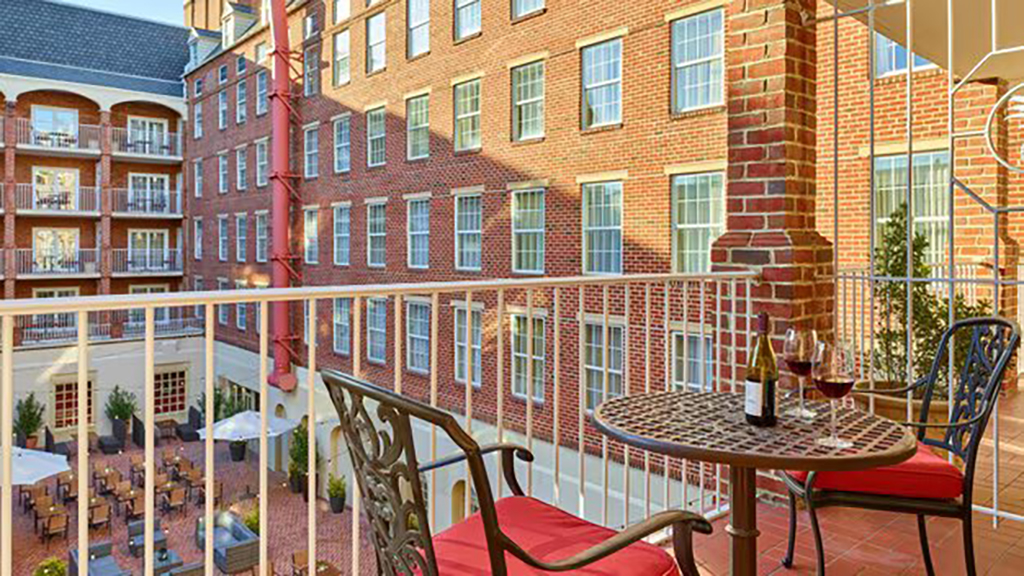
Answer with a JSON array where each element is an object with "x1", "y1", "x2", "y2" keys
[{"x1": 591, "y1": 391, "x2": 917, "y2": 576}]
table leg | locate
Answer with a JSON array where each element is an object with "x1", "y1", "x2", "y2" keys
[{"x1": 727, "y1": 466, "x2": 759, "y2": 576}]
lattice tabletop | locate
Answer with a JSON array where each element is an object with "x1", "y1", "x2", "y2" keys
[{"x1": 592, "y1": 391, "x2": 917, "y2": 472}]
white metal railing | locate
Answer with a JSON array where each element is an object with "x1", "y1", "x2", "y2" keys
[
  {"x1": 0, "y1": 271, "x2": 756, "y2": 576},
  {"x1": 0, "y1": 183, "x2": 4, "y2": 211},
  {"x1": 15, "y1": 248, "x2": 99, "y2": 276},
  {"x1": 0, "y1": 117, "x2": 4, "y2": 146},
  {"x1": 111, "y1": 127, "x2": 182, "y2": 158},
  {"x1": 111, "y1": 249, "x2": 183, "y2": 274},
  {"x1": 14, "y1": 183, "x2": 100, "y2": 213},
  {"x1": 111, "y1": 188, "x2": 181, "y2": 216},
  {"x1": 14, "y1": 118, "x2": 101, "y2": 152},
  {"x1": 15, "y1": 312, "x2": 110, "y2": 345}
]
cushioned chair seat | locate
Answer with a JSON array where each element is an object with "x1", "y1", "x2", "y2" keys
[
  {"x1": 788, "y1": 442, "x2": 963, "y2": 500},
  {"x1": 430, "y1": 496, "x2": 679, "y2": 575}
]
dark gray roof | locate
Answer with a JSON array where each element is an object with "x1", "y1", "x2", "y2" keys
[
  {"x1": 0, "y1": 0, "x2": 189, "y2": 98},
  {"x1": 227, "y1": 2, "x2": 256, "y2": 15}
]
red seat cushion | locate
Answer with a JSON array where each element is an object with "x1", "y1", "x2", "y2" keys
[
  {"x1": 788, "y1": 442, "x2": 963, "y2": 500},
  {"x1": 430, "y1": 496, "x2": 679, "y2": 575}
]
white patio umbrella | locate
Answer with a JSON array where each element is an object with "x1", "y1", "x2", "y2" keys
[
  {"x1": 2, "y1": 447, "x2": 70, "y2": 486},
  {"x1": 198, "y1": 410, "x2": 299, "y2": 441}
]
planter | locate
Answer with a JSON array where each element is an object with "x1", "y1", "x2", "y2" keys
[
  {"x1": 229, "y1": 441, "x2": 246, "y2": 462},
  {"x1": 329, "y1": 494, "x2": 346, "y2": 513},
  {"x1": 25, "y1": 435, "x2": 38, "y2": 449},
  {"x1": 289, "y1": 473, "x2": 306, "y2": 494}
]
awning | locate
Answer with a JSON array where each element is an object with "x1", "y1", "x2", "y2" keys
[{"x1": 826, "y1": 0, "x2": 1024, "y2": 82}]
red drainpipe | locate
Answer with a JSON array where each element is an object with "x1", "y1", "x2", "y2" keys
[{"x1": 267, "y1": 0, "x2": 297, "y2": 391}]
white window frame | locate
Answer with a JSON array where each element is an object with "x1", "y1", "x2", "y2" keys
[
  {"x1": 217, "y1": 215, "x2": 229, "y2": 261},
  {"x1": 582, "y1": 181, "x2": 623, "y2": 275},
  {"x1": 874, "y1": 151, "x2": 950, "y2": 267},
  {"x1": 406, "y1": 197, "x2": 430, "y2": 269},
  {"x1": 511, "y1": 314, "x2": 545, "y2": 402},
  {"x1": 406, "y1": 300, "x2": 431, "y2": 374},
  {"x1": 671, "y1": 8, "x2": 725, "y2": 114},
  {"x1": 235, "y1": 213, "x2": 247, "y2": 262},
  {"x1": 304, "y1": 13, "x2": 319, "y2": 39},
  {"x1": 875, "y1": 32, "x2": 936, "y2": 78},
  {"x1": 236, "y1": 147, "x2": 248, "y2": 191},
  {"x1": 366, "y1": 12, "x2": 386, "y2": 74},
  {"x1": 454, "y1": 79, "x2": 481, "y2": 151},
  {"x1": 333, "y1": 298, "x2": 351, "y2": 355},
  {"x1": 512, "y1": 61, "x2": 545, "y2": 141},
  {"x1": 255, "y1": 212, "x2": 268, "y2": 263},
  {"x1": 256, "y1": 70, "x2": 269, "y2": 116},
  {"x1": 671, "y1": 171, "x2": 724, "y2": 273},
  {"x1": 218, "y1": 64, "x2": 228, "y2": 84},
  {"x1": 455, "y1": 194, "x2": 482, "y2": 271},
  {"x1": 333, "y1": 204, "x2": 351, "y2": 266},
  {"x1": 333, "y1": 0, "x2": 351, "y2": 24},
  {"x1": 193, "y1": 103, "x2": 203, "y2": 139},
  {"x1": 454, "y1": 0, "x2": 481, "y2": 41},
  {"x1": 236, "y1": 80, "x2": 248, "y2": 124},
  {"x1": 218, "y1": 153, "x2": 229, "y2": 193},
  {"x1": 193, "y1": 218, "x2": 203, "y2": 260},
  {"x1": 583, "y1": 321, "x2": 624, "y2": 411},
  {"x1": 255, "y1": 140, "x2": 269, "y2": 187},
  {"x1": 367, "y1": 107, "x2": 386, "y2": 167},
  {"x1": 513, "y1": 0, "x2": 544, "y2": 19},
  {"x1": 406, "y1": 95, "x2": 430, "y2": 160},
  {"x1": 367, "y1": 202, "x2": 387, "y2": 267},
  {"x1": 367, "y1": 298, "x2": 387, "y2": 364},
  {"x1": 237, "y1": 55, "x2": 247, "y2": 75},
  {"x1": 304, "y1": 46, "x2": 319, "y2": 97},
  {"x1": 581, "y1": 39, "x2": 622, "y2": 129},
  {"x1": 193, "y1": 159, "x2": 203, "y2": 198},
  {"x1": 304, "y1": 125, "x2": 320, "y2": 179},
  {"x1": 235, "y1": 280, "x2": 248, "y2": 330},
  {"x1": 407, "y1": 0, "x2": 430, "y2": 58},
  {"x1": 217, "y1": 278, "x2": 229, "y2": 325},
  {"x1": 334, "y1": 115, "x2": 351, "y2": 173},
  {"x1": 672, "y1": 331, "x2": 714, "y2": 392},
  {"x1": 511, "y1": 188, "x2": 545, "y2": 274},
  {"x1": 218, "y1": 91, "x2": 228, "y2": 130},
  {"x1": 453, "y1": 305, "x2": 482, "y2": 387},
  {"x1": 333, "y1": 30, "x2": 351, "y2": 86},
  {"x1": 304, "y1": 206, "x2": 320, "y2": 264}
]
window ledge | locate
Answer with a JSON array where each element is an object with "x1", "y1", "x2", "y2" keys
[
  {"x1": 405, "y1": 156, "x2": 431, "y2": 164},
  {"x1": 454, "y1": 147, "x2": 482, "y2": 157},
  {"x1": 368, "y1": 359, "x2": 387, "y2": 366},
  {"x1": 581, "y1": 123, "x2": 623, "y2": 136},
  {"x1": 874, "y1": 66, "x2": 943, "y2": 84},
  {"x1": 366, "y1": 67, "x2": 387, "y2": 79},
  {"x1": 672, "y1": 104, "x2": 725, "y2": 120},
  {"x1": 511, "y1": 8, "x2": 547, "y2": 25},
  {"x1": 510, "y1": 393, "x2": 545, "y2": 406},
  {"x1": 407, "y1": 51, "x2": 431, "y2": 63},
  {"x1": 454, "y1": 32, "x2": 482, "y2": 46},
  {"x1": 406, "y1": 368, "x2": 430, "y2": 378},
  {"x1": 332, "y1": 80, "x2": 352, "y2": 89},
  {"x1": 366, "y1": 164, "x2": 387, "y2": 171},
  {"x1": 511, "y1": 136, "x2": 545, "y2": 147}
]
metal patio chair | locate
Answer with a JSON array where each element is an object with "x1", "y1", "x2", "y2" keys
[
  {"x1": 779, "y1": 317, "x2": 1019, "y2": 576},
  {"x1": 322, "y1": 369, "x2": 712, "y2": 576}
]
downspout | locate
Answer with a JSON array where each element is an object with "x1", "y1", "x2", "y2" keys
[{"x1": 268, "y1": 0, "x2": 298, "y2": 391}]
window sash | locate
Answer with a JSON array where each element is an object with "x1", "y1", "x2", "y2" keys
[
  {"x1": 367, "y1": 203, "x2": 387, "y2": 266},
  {"x1": 367, "y1": 298, "x2": 387, "y2": 363},
  {"x1": 581, "y1": 40, "x2": 622, "y2": 129},
  {"x1": 455, "y1": 195, "x2": 482, "y2": 270},
  {"x1": 236, "y1": 148, "x2": 248, "y2": 190},
  {"x1": 256, "y1": 71, "x2": 269, "y2": 115},
  {"x1": 671, "y1": 9, "x2": 724, "y2": 113},
  {"x1": 672, "y1": 332, "x2": 714, "y2": 392},
  {"x1": 236, "y1": 81, "x2": 248, "y2": 123},
  {"x1": 584, "y1": 323, "x2": 623, "y2": 410},
  {"x1": 454, "y1": 80, "x2": 481, "y2": 151},
  {"x1": 333, "y1": 205, "x2": 351, "y2": 265},
  {"x1": 455, "y1": 0, "x2": 481, "y2": 39},
  {"x1": 454, "y1": 308, "x2": 482, "y2": 385},
  {"x1": 235, "y1": 214, "x2": 247, "y2": 262},
  {"x1": 333, "y1": 298, "x2": 351, "y2": 355},
  {"x1": 193, "y1": 219, "x2": 203, "y2": 260},
  {"x1": 54, "y1": 380, "x2": 94, "y2": 429},
  {"x1": 304, "y1": 47, "x2": 319, "y2": 96},
  {"x1": 194, "y1": 160, "x2": 203, "y2": 197},
  {"x1": 407, "y1": 199, "x2": 430, "y2": 268},
  {"x1": 256, "y1": 141, "x2": 269, "y2": 186},
  {"x1": 582, "y1": 182, "x2": 623, "y2": 274},
  {"x1": 367, "y1": 108, "x2": 386, "y2": 167},
  {"x1": 194, "y1": 104, "x2": 203, "y2": 138},
  {"x1": 511, "y1": 315, "x2": 544, "y2": 401},
  {"x1": 367, "y1": 13, "x2": 386, "y2": 73},
  {"x1": 218, "y1": 216, "x2": 229, "y2": 261},
  {"x1": 406, "y1": 96, "x2": 430, "y2": 160},
  {"x1": 218, "y1": 92, "x2": 228, "y2": 129},
  {"x1": 334, "y1": 117, "x2": 351, "y2": 173},
  {"x1": 304, "y1": 208, "x2": 319, "y2": 263},
  {"x1": 512, "y1": 189, "x2": 545, "y2": 273},
  {"x1": 513, "y1": 0, "x2": 544, "y2": 18},
  {"x1": 408, "y1": 0, "x2": 430, "y2": 57},
  {"x1": 875, "y1": 32, "x2": 934, "y2": 77},
  {"x1": 512, "y1": 62, "x2": 544, "y2": 141},
  {"x1": 236, "y1": 281, "x2": 248, "y2": 330},
  {"x1": 255, "y1": 213, "x2": 268, "y2": 262},
  {"x1": 406, "y1": 302, "x2": 431, "y2": 373},
  {"x1": 217, "y1": 279, "x2": 229, "y2": 324},
  {"x1": 333, "y1": 31, "x2": 351, "y2": 86},
  {"x1": 218, "y1": 155, "x2": 228, "y2": 193},
  {"x1": 304, "y1": 127, "x2": 319, "y2": 178},
  {"x1": 672, "y1": 172, "x2": 724, "y2": 273},
  {"x1": 873, "y1": 151, "x2": 950, "y2": 267}
]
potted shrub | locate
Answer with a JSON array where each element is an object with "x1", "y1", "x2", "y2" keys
[
  {"x1": 104, "y1": 385, "x2": 137, "y2": 433},
  {"x1": 34, "y1": 557, "x2": 66, "y2": 576},
  {"x1": 199, "y1": 391, "x2": 248, "y2": 462},
  {"x1": 288, "y1": 422, "x2": 322, "y2": 498},
  {"x1": 243, "y1": 507, "x2": 260, "y2": 535},
  {"x1": 327, "y1": 473, "x2": 347, "y2": 513},
  {"x1": 14, "y1": 392, "x2": 45, "y2": 448}
]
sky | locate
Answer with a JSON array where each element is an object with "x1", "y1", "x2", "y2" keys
[{"x1": 58, "y1": 0, "x2": 184, "y2": 27}]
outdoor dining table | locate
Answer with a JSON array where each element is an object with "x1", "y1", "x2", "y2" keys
[{"x1": 591, "y1": 390, "x2": 917, "y2": 576}]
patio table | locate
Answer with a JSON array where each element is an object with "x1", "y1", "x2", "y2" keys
[
  {"x1": 591, "y1": 390, "x2": 917, "y2": 576},
  {"x1": 152, "y1": 549, "x2": 183, "y2": 575}
]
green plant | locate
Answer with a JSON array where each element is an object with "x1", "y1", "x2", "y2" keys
[
  {"x1": 873, "y1": 203, "x2": 990, "y2": 396},
  {"x1": 243, "y1": 507, "x2": 259, "y2": 535},
  {"x1": 196, "y1": 388, "x2": 246, "y2": 421},
  {"x1": 327, "y1": 473, "x2": 347, "y2": 499},
  {"x1": 33, "y1": 557, "x2": 66, "y2": 576},
  {"x1": 104, "y1": 385, "x2": 137, "y2": 422},
  {"x1": 14, "y1": 392, "x2": 45, "y2": 440},
  {"x1": 288, "y1": 422, "x2": 322, "y2": 478}
]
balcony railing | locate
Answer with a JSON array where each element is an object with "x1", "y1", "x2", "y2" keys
[
  {"x1": 15, "y1": 248, "x2": 99, "y2": 277},
  {"x1": 112, "y1": 248, "x2": 183, "y2": 275},
  {"x1": 14, "y1": 118, "x2": 101, "y2": 153},
  {"x1": 15, "y1": 184, "x2": 100, "y2": 214},
  {"x1": 111, "y1": 127, "x2": 182, "y2": 159},
  {"x1": 111, "y1": 188, "x2": 181, "y2": 216},
  {"x1": 15, "y1": 312, "x2": 110, "y2": 345}
]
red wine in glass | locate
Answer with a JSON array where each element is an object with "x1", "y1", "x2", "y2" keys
[
  {"x1": 812, "y1": 340, "x2": 854, "y2": 449},
  {"x1": 814, "y1": 377, "x2": 855, "y2": 399},
  {"x1": 787, "y1": 359, "x2": 813, "y2": 378},
  {"x1": 783, "y1": 327, "x2": 818, "y2": 420}
]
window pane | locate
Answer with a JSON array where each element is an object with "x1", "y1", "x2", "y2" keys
[
  {"x1": 408, "y1": 199, "x2": 430, "y2": 268},
  {"x1": 407, "y1": 96, "x2": 430, "y2": 159},
  {"x1": 454, "y1": 80, "x2": 481, "y2": 151},
  {"x1": 582, "y1": 40, "x2": 621, "y2": 128},
  {"x1": 512, "y1": 189, "x2": 545, "y2": 273},
  {"x1": 367, "y1": 108, "x2": 386, "y2": 166},
  {"x1": 673, "y1": 172, "x2": 724, "y2": 273},
  {"x1": 455, "y1": 0, "x2": 481, "y2": 40},
  {"x1": 512, "y1": 62, "x2": 544, "y2": 141},
  {"x1": 408, "y1": 0, "x2": 430, "y2": 57},
  {"x1": 513, "y1": 0, "x2": 544, "y2": 18},
  {"x1": 672, "y1": 9, "x2": 724, "y2": 112},
  {"x1": 333, "y1": 30, "x2": 350, "y2": 85},
  {"x1": 456, "y1": 195, "x2": 482, "y2": 270},
  {"x1": 367, "y1": 13, "x2": 386, "y2": 73},
  {"x1": 368, "y1": 203, "x2": 386, "y2": 266},
  {"x1": 873, "y1": 151, "x2": 950, "y2": 268},
  {"x1": 583, "y1": 182, "x2": 622, "y2": 274},
  {"x1": 334, "y1": 117, "x2": 351, "y2": 172},
  {"x1": 334, "y1": 205, "x2": 351, "y2": 265}
]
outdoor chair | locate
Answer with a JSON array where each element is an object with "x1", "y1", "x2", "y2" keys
[
  {"x1": 69, "y1": 541, "x2": 129, "y2": 576},
  {"x1": 195, "y1": 511, "x2": 259, "y2": 575},
  {"x1": 170, "y1": 564, "x2": 205, "y2": 576},
  {"x1": 126, "y1": 494, "x2": 145, "y2": 523},
  {"x1": 780, "y1": 317, "x2": 1020, "y2": 576},
  {"x1": 40, "y1": 513, "x2": 68, "y2": 545},
  {"x1": 128, "y1": 517, "x2": 168, "y2": 557},
  {"x1": 44, "y1": 426, "x2": 72, "y2": 457},
  {"x1": 98, "y1": 418, "x2": 126, "y2": 455},
  {"x1": 132, "y1": 414, "x2": 156, "y2": 449},
  {"x1": 322, "y1": 369, "x2": 712, "y2": 576},
  {"x1": 177, "y1": 406, "x2": 202, "y2": 442},
  {"x1": 89, "y1": 501, "x2": 111, "y2": 534},
  {"x1": 163, "y1": 487, "x2": 188, "y2": 516},
  {"x1": 291, "y1": 550, "x2": 307, "y2": 575}
]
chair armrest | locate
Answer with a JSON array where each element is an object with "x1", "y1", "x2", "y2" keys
[
  {"x1": 898, "y1": 411, "x2": 986, "y2": 430},
  {"x1": 419, "y1": 443, "x2": 534, "y2": 495},
  {"x1": 853, "y1": 376, "x2": 930, "y2": 397},
  {"x1": 504, "y1": 510, "x2": 712, "y2": 573}
]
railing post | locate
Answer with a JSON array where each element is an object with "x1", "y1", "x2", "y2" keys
[
  {"x1": 76, "y1": 311, "x2": 89, "y2": 575},
  {"x1": 204, "y1": 304, "x2": 215, "y2": 576},
  {"x1": 1, "y1": 315, "x2": 13, "y2": 576},
  {"x1": 259, "y1": 301, "x2": 269, "y2": 576},
  {"x1": 144, "y1": 306, "x2": 156, "y2": 575},
  {"x1": 307, "y1": 298, "x2": 317, "y2": 574}
]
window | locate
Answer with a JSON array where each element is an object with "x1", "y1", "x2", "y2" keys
[
  {"x1": 455, "y1": 195, "x2": 482, "y2": 270},
  {"x1": 215, "y1": 215, "x2": 229, "y2": 261},
  {"x1": 581, "y1": 39, "x2": 622, "y2": 129},
  {"x1": 407, "y1": 301, "x2": 430, "y2": 373},
  {"x1": 304, "y1": 13, "x2": 318, "y2": 39},
  {"x1": 406, "y1": 95, "x2": 430, "y2": 160},
  {"x1": 255, "y1": 42, "x2": 268, "y2": 64},
  {"x1": 334, "y1": 116, "x2": 351, "y2": 173},
  {"x1": 194, "y1": 103, "x2": 203, "y2": 138},
  {"x1": 333, "y1": 0, "x2": 350, "y2": 24},
  {"x1": 218, "y1": 91, "x2": 228, "y2": 130},
  {"x1": 333, "y1": 30, "x2": 351, "y2": 86},
  {"x1": 671, "y1": 9, "x2": 724, "y2": 113},
  {"x1": 194, "y1": 78, "x2": 204, "y2": 97},
  {"x1": 672, "y1": 172, "x2": 724, "y2": 273},
  {"x1": 333, "y1": 298, "x2": 351, "y2": 355},
  {"x1": 193, "y1": 277, "x2": 204, "y2": 318},
  {"x1": 367, "y1": 13, "x2": 386, "y2": 73},
  {"x1": 304, "y1": 125, "x2": 319, "y2": 178},
  {"x1": 333, "y1": 204, "x2": 351, "y2": 265},
  {"x1": 53, "y1": 378, "x2": 94, "y2": 430},
  {"x1": 217, "y1": 278, "x2": 229, "y2": 325},
  {"x1": 154, "y1": 369, "x2": 187, "y2": 415},
  {"x1": 236, "y1": 280, "x2": 248, "y2": 330},
  {"x1": 218, "y1": 64, "x2": 228, "y2": 84},
  {"x1": 582, "y1": 181, "x2": 622, "y2": 274},
  {"x1": 454, "y1": 79, "x2": 481, "y2": 151},
  {"x1": 672, "y1": 332, "x2": 713, "y2": 392},
  {"x1": 367, "y1": 298, "x2": 387, "y2": 363},
  {"x1": 194, "y1": 218, "x2": 203, "y2": 260},
  {"x1": 304, "y1": 47, "x2": 319, "y2": 97},
  {"x1": 584, "y1": 323, "x2": 623, "y2": 410},
  {"x1": 511, "y1": 315, "x2": 544, "y2": 401},
  {"x1": 256, "y1": 212, "x2": 268, "y2": 262},
  {"x1": 366, "y1": 107, "x2": 386, "y2": 167},
  {"x1": 512, "y1": 189, "x2": 544, "y2": 273},
  {"x1": 237, "y1": 55, "x2": 247, "y2": 75},
  {"x1": 235, "y1": 214, "x2": 247, "y2": 262},
  {"x1": 513, "y1": 0, "x2": 543, "y2": 18},
  {"x1": 876, "y1": 33, "x2": 934, "y2": 77},
  {"x1": 408, "y1": 0, "x2": 430, "y2": 58},
  {"x1": 236, "y1": 147, "x2": 248, "y2": 190},
  {"x1": 367, "y1": 202, "x2": 386, "y2": 267},
  {"x1": 218, "y1": 153, "x2": 229, "y2": 193},
  {"x1": 236, "y1": 81, "x2": 248, "y2": 124},
  {"x1": 194, "y1": 159, "x2": 203, "y2": 197},
  {"x1": 304, "y1": 207, "x2": 319, "y2": 263},
  {"x1": 454, "y1": 306, "x2": 482, "y2": 386},
  {"x1": 256, "y1": 70, "x2": 269, "y2": 115},
  {"x1": 874, "y1": 151, "x2": 950, "y2": 266},
  {"x1": 455, "y1": 0, "x2": 481, "y2": 40},
  {"x1": 256, "y1": 140, "x2": 269, "y2": 186},
  {"x1": 407, "y1": 198, "x2": 430, "y2": 268},
  {"x1": 29, "y1": 287, "x2": 78, "y2": 341},
  {"x1": 512, "y1": 61, "x2": 544, "y2": 141}
]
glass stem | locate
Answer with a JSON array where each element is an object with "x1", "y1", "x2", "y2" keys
[
  {"x1": 830, "y1": 398, "x2": 839, "y2": 444},
  {"x1": 799, "y1": 376, "x2": 806, "y2": 413}
]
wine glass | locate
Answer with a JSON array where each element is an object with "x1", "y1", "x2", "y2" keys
[
  {"x1": 812, "y1": 339, "x2": 855, "y2": 449},
  {"x1": 783, "y1": 326, "x2": 819, "y2": 420}
]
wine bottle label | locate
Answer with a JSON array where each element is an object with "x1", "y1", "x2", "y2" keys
[{"x1": 744, "y1": 378, "x2": 763, "y2": 416}]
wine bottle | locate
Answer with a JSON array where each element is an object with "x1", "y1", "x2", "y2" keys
[{"x1": 745, "y1": 312, "x2": 778, "y2": 427}]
